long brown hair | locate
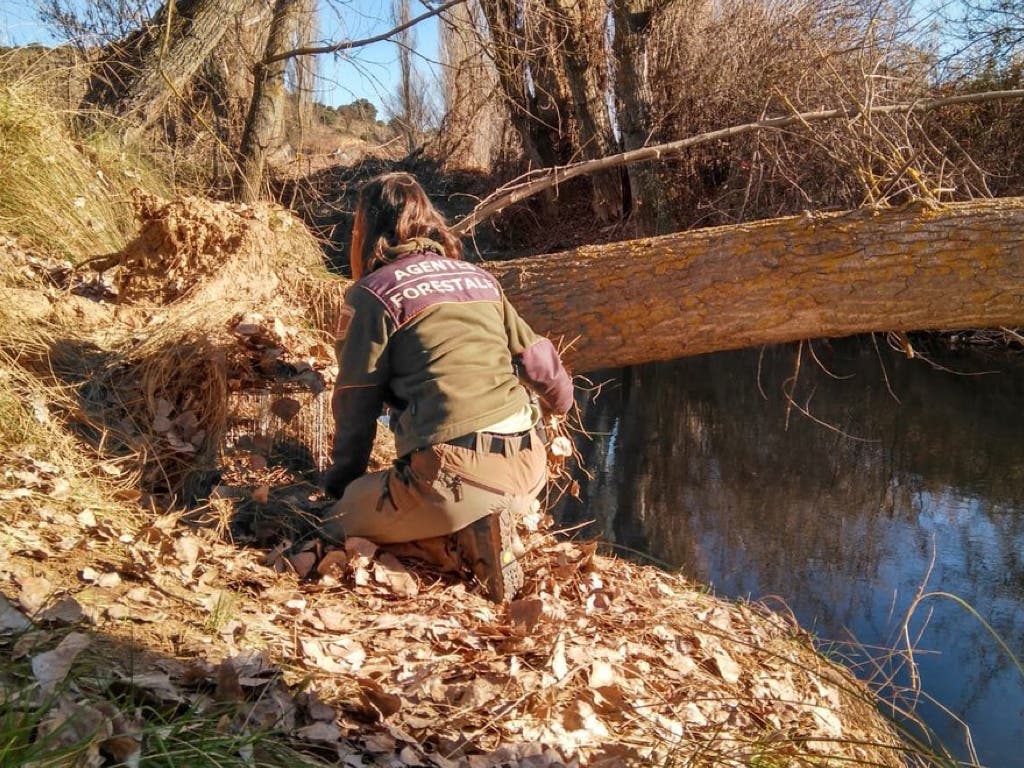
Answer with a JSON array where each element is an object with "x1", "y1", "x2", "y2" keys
[{"x1": 349, "y1": 172, "x2": 462, "y2": 280}]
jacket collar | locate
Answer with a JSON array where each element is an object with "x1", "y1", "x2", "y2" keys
[{"x1": 381, "y1": 237, "x2": 445, "y2": 262}]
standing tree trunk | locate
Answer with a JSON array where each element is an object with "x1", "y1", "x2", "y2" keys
[
  {"x1": 544, "y1": 0, "x2": 623, "y2": 222},
  {"x1": 478, "y1": 0, "x2": 558, "y2": 169},
  {"x1": 612, "y1": 0, "x2": 670, "y2": 235},
  {"x1": 393, "y1": 0, "x2": 418, "y2": 154},
  {"x1": 236, "y1": 0, "x2": 301, "y2": 203},
  {"x1": 478, "y1": 0, "x2": 623, "y2": 221},
  {"x1": 438, "y1": 1, "x2": 502, "y2": 169},
  {"x1": 83, "y1": 0, "x2": 249, "y2": 141}
]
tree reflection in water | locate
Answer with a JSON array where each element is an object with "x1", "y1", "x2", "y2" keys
[{"x1": 559, "y1": 338, "x2": 1024, "y2": 767}]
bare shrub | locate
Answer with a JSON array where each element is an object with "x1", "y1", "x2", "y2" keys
[
  {"x1": 643, "y1": 0, "x2": 957, "y2": 227},
  {"x1": 928, "y1": 63, "x2": 1024, "y2": 199}
]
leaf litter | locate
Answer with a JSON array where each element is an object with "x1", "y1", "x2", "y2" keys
[{"x1": 0, "y1": 482, "x2": 907, "y2": 767}]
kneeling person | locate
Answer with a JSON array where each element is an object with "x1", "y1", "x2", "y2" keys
[{"x1": 321, "y1": 172, "x2": 574, "y2": 601}]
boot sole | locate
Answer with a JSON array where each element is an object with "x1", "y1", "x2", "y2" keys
[{"x1": 458, "y1": 508, "x2": 524, "y2": 602}]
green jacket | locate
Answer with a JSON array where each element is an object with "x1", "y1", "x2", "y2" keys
[{"x1": 325, "y1": 242, "x2": 573, "y2": 498}]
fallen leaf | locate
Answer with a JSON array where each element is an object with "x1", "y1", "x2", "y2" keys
[
  {"x1": 301, "y1": 693, "x2": 337, "y2": 722},
  {"x1": 51, "y1": 478, "x2": 71, "y2": 499},
  {"x1": 589, "y1": 661, "x2": 616, "y2": 689},
  {"x1": 327, "y1": 638, "x2": 366, "y2": 671},
  {"x1": 96, "y1": 572, "x2": 122, "y2": 589},
  {"x1": 18, "y1": 575, "x2": 52, "y2": 614},
  {"x1": 448, "y1": 678, "x2": 496, "y2": 709},
  {"x1": 31, "y1": 396, "x2": 50, "y2": 424},
  {"x1": 362, "y1": 731, "x2": 397, "y2": 753},
  {"x1": 12, "y1": 469, "x2": 42, "y2": 486},
  {"x1": 296, "y1": 721, "x2": 341, "y2": 743},
  {"x1": 100, "y1": 734, "x2": 141, "y2": 767},
  {"x1": 285, "y1": 598, "x2": 307, "y2": 613},
  {"x1": 508, "y1": 598, "x2": 544, "y2": 635},
  {"x1": 174, "y1": 536, "x2": 202, "y2": 566},
  {"x1": 399, "y1": 745, "x2": 424, "y2": 766},
  {"x1": 0, "y1": 594, "x2": 31, "y2": 633},
  {"x1": 317, "y1": 605, "x2": 350, "y2": 632},
  {"x1": 39, "y1": 598, "x2": 85, "y2": 626},
  {"x1": 810, "y1": 705, "x2": 844, "y2": 738},
  {"x1": 287, "y1": 552, "x2": 317, "y2": 579},
  {"x1": 345, "y1": 537, "x2": 378, "y2": 563},
  {"x1": 35, "y1": 698, "x2": 108, "y2": 766},
  {"x1": 353, "y1": 566, "x2": 371, "y2": 587},
  {"x1": 32, "y1": 632, "x2": 91, "y2": 694},
  {"x1": 215, "y1": 659, "x2": 244, "y2": 703},
  {"x1": 301, "y1": 638, "x2": 349, "y2": 674},
  {"x1": 708, "y1": 647, "x2": 742, "y2": 684},
  {"x1": 683, "y1": 701, "x2": 709, "y2": 727},
  {"x1": 119, "y1": 672, "x2": 184, "y2": 705},
  {"x1": 357, "y1": 677, "x2": 402, "y2": 720},
  {"x1": 373, "y1": 553, "x2": 419, "y2": 597},
  {"x1": 316, "y1": 550, "x2": 348, "y2": 576},
  {"x1": 551, "y1": 632, "x2": 569, "y2": 681}
]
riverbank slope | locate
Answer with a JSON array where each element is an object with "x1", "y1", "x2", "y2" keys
[{"x1": 0, "y1": 191, "x2": 916, "y2": 767}]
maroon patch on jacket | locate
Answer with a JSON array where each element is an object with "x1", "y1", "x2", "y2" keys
[
  {"x1": 518, "y1": 337, "x2": 574, "y2": 414},
  {"x1": 360, "y1": 252, "x2": 501, "y2": 325}
]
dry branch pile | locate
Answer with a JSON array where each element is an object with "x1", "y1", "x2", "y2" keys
[{"x1": 0, "y1": 196, "x2": 910, "y2": 767}]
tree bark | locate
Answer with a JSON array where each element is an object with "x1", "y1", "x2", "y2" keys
[
  {"x1": 236, "y1": 0, "x2": 300, "y2": 202},
  {"x1": 438, "y1": 1, "x2": 501, "y2": 169},
  {"x1": 612, "y1": 0, "x2": 670, "y2": 234},
  {"x1": 84, "y1": 0, "x2": 250, "y2": 140},
  {"x1": 482, "y1": 199, "x2": 1024, "y2": 373},
  {"x1": 545, "y1": 0, "x2": 623, "y2": 222}
]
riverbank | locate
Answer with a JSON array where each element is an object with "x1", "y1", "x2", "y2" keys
[{"x1": 0, "y1": 188, "x2": 920, "y2": 767}]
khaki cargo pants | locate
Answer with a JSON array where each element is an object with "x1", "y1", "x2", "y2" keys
[{"x1": 320, "y1": 429, "x2": 547, "y2": 544}]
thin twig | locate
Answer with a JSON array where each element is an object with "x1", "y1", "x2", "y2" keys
[{"x1": 265, "y1": 0, "x2": 469, "y2": 64}]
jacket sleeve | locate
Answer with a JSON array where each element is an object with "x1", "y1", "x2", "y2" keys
[
  {"x1": 501, "y1": 294, "x2": 574, "y2": 415},
  {"x1": 323, "y1": 287, "x2": 392, "y2": 498}
]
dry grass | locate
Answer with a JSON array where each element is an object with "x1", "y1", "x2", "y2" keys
[{"x1": 0, "y1": 79, "x2": 167, "y2": 261}]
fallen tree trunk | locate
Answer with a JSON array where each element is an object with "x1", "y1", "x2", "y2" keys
[{"x1": 484, "y1": 198, "x2": 1024, "y2": 373}]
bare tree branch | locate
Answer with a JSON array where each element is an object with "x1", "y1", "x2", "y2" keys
[
  {"x1": 452, "y1": 88, "x2": 1024, "y2": 235},
  {"x1": 264, "y1": 0, "x2": 468, "y2": 64}
]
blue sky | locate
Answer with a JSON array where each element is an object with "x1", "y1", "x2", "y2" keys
[{"x1": 0, "y1": 0, "x2": 441, "y2": 109}]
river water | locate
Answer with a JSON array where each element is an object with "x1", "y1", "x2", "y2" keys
[{"x1": 557, "y1": 338, "x2": 1024, "y2": 768}]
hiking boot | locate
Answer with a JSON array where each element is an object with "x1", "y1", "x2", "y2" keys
[{"x1": 455, "y1": 508, "x2": 524, "y2": 602}]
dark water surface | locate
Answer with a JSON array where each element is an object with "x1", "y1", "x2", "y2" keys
[{"x1": 557, "y1": 339, "x2": 1024, "y2": 768}]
